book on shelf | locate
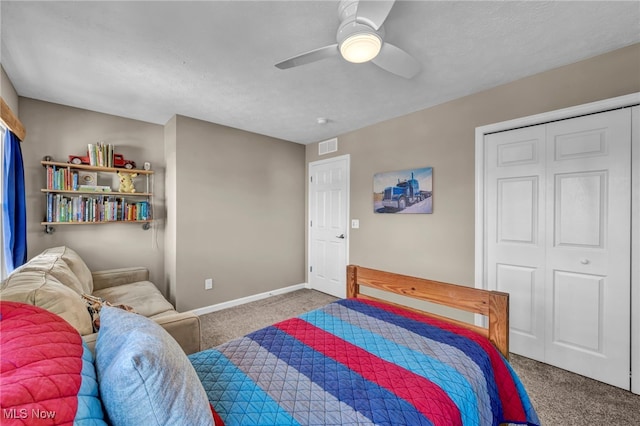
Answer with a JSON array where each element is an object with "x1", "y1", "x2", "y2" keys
[
  {"x1": 46, "y1": 165, "x2": 52, "y2": 189},
  {"x1": 78, "y1": 185, "x2": 111, "y2": 192},
  {"x1": 47, "y1": 193, "x2": 53, "y2": 222},
  {"x1": 87, "y1": 142, "x2": 115, "y2": 167}
]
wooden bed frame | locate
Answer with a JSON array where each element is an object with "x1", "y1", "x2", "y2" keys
[{"x1": 347, "y1": 265, "x2": 510, "y2": 358}]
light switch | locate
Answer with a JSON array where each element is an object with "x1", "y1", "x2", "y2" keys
[{"x1": 351, "y1": 219, "x2": 360, "y2": 229}]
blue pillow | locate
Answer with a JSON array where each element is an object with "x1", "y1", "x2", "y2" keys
[{"x1": 95, "y1": 306, "x2": 212, "y2": 426}]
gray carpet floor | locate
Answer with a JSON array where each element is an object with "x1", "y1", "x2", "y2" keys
[{"x1": 198, "y1": 289, "x2": 640, "y2": 425}]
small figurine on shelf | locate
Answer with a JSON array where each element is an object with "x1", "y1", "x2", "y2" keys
[{"x1": 117, "y1": 171, "x2": 137, "y2": 193}]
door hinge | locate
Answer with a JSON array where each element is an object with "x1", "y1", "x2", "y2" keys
[
  {"x1": 310, "y1": 266, "x2": 313, "y2": 272},
  {"x1": 310, "y1": 220, "x2": 312, "y2": 227},
  {"x1": 310, "y1": 176, "x2": 313, "y2": 183}
]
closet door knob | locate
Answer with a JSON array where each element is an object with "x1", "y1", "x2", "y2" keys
[{"x1": 580, "y1": 259, "x2": 590, "y2": 265}]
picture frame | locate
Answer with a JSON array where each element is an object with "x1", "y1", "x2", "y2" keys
[{"x1": 373, "y1": 166, "x2": 433, "y2": 214}]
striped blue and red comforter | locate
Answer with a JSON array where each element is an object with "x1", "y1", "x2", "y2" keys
[{"x1": 189, "y1": 298, "x2": 540, "y2": 425}]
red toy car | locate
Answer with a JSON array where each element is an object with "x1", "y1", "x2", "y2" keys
[
  {"x1": 68, "y1": 153, "x2": 136, "y2": 169},
  {"x1": 113, "y1": 154, "x2": 136, "y2": 169}
]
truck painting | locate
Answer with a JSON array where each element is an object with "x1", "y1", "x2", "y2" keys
[{"x1": 382, "y1": 172, "x2": 425, "y2": 210}]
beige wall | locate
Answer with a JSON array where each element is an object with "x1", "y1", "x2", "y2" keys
[
  {"x1": 170, "y1": 115, "x2": 306, "y2": 311},
  {"x1": 306, "y1": 43, "x2": 640, "y2": 289},
  {"x1": 1, "y1": 65, "x2": 19, "y2": 114},
  {"x1": 18, "y1": 98, "x2": 167, "y2": 287}
]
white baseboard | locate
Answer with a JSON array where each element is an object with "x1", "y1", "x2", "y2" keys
[{"x1": 191, "y1": 283, "x2": 310, "y2": 316}]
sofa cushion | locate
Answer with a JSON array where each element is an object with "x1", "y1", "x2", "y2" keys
[
  {"x1": 13, "y1": 253, "x2": 86, "y2": 295},
  {"x1": 95, "y1": 306, "x2": 214, "y2": 426},
  {"x1": 0, "y1": 270, "x2": 94, "y2": 335},
  {"x1": 92, "y1": 281, "x2": 175, "y2": 318},
  {"x1": 42, "y1": 246, "x2": 94, "y2": 293}
]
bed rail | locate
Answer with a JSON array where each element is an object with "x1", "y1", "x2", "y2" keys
[{"x1": 347, "y1": 265, "x2": 510, "y2": 358}]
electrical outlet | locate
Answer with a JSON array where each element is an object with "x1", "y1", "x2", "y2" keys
[{"x1": 205, "y1": 278, "x2": 213, "y2": 290}]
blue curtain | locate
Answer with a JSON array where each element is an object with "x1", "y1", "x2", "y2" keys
[{"x1": 3, "y1": 130, "x2": 27, "y2": 272}]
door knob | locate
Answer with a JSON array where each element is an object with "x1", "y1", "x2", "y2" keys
[
  {"x1": 336, "y1": 234, "x2": 345, "y2": 239},
  {"x1": 580, "y1": 259, "x2": 590, "y2": 265}
]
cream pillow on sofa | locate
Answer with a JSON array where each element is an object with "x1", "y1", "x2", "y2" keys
[
  {"x1": 14, "y1": 253, "x2": 86, "y2": 295},
  {"x1": 0, "y1": 270, "x2": 93, "y2": 335},
  {"x1": 42, "y1": 246, "x2": 94, "y2": 294}
]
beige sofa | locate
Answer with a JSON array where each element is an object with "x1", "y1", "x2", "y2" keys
[{"x1": 0, "y1": 246, "x2": 200, "y2": 354}]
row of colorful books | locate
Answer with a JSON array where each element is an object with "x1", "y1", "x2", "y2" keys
[
  {"x1": 46, "y1": 165, "x2": 112, "y2": 192},
  {"x1": 88, "y1": 142, "x2": 115, "y2": 167},
  {"x1": 45, "y1": 194, "x2": 151, "y2": 223},
  {"x1": 46, "y1": 165, "x2": 77, "y2": 191}
]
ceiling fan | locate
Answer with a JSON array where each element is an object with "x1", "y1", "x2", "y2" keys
[{"x1": 275, "y1": 0, "x2": 421, "y2": 79}]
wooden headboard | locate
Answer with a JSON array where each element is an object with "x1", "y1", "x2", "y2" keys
[{"x1": 347, "y1": 265, "x2": 510, "y2": 358}]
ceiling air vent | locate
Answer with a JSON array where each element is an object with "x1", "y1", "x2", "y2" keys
[{"x1": 318, "y1": 138, "x2": 338, "y2": 155}]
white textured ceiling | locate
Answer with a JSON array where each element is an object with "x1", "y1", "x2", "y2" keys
[{"x1": 1, "y1": 1, "x2": 639, "y2": 144}]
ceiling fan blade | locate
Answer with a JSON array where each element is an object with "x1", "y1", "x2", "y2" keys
[
  {"x1": 356, "y1": 0, "x2": 395, "y2": 31},
  {"x1": 275, "y1": 44, "x2": 339, "y2": 69},
  {"x1": 371, "y1": 42, "x2": 421, "y2": 79}
]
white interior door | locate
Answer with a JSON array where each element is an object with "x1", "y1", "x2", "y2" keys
[
  {"x1": 308, "y1": 155, "x2": 349, "y2": 298},
  {"x1": 485, "y1": 108, "x2": 632, "y2": 389}
]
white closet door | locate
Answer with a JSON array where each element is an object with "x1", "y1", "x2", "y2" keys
[
  {"x1": 485, "y1": 125, "x2": 547, "y2": 362},
  {"x1": 485, "y1": 108, "x2": 632, "y2": 389},
  {"x1": 544, "y1": 109, "x2": 631, "y2": 389}
]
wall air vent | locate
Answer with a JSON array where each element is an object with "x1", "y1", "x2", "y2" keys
[{"x1": 318, "y1": 138, "x2": 338, "y2": 155}]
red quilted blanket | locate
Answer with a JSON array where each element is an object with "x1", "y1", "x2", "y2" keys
[{"x1": 0, "y1": 301, "x2": 106, "y2": 425}]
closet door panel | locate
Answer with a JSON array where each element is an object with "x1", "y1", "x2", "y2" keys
[
  {"x1": 545, "y1": 108, "x2": 631, "y2": 389},
  {"x1": 485, "y1": 125, "x2": 547, "y2": 361},
  {"x1": 554, "y1": 171, "x2": 605, "y2": 248}
]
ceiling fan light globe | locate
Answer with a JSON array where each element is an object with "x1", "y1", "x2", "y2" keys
[{"x1": 339, "y1": 33, "x2": 382, "y2": 63}]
